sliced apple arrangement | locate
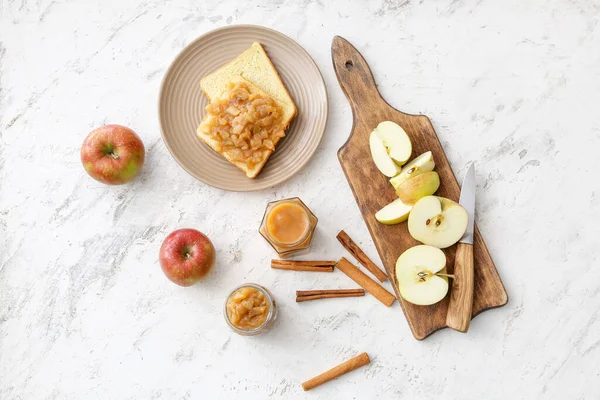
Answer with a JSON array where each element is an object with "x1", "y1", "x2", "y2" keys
[
  {"x1": 369, "y1": 121, "x2": 470, "y2": 306},
  {"x1": 374, "y1": 152, "x2": 442, "y2": 226},
  {"x1": 369, "y1": 122, "x2": 444, "y2": 227}
]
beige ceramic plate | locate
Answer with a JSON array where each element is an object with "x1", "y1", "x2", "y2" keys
[{"x1": 159, "y1": 25, "x2": 328, "y2": 191}]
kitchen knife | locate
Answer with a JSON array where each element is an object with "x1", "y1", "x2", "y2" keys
[{"x1": 446, "y1": 162, "x2": 476, "y2": 332}]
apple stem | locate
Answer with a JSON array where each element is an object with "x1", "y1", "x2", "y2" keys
[
  {"x1": 102, "y1": 143, "x2": 119, "y2": 159},
  {"x1": 180, "y1": 246, "x2": 193, "y2": 260},
  {"x1": 436, "y1": 273, "x2": 455, "y2": 279}
]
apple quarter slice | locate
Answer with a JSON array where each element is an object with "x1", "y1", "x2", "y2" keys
[
  {"x1": 390, "y1": 151, "x2": 435, "y2": 190},
  {"x1": 375, "y1": 198, "x2": 413, "y2": 225},
  {"x1": 396, "y1": 245, "x2": 448, "y2": 306}
]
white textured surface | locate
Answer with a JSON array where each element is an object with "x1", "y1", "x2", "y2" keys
[{"x1": 1, "y1": 0, "x2": 599, "y2": 399}]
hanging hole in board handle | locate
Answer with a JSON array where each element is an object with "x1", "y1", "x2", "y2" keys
[{"x1": 345, "y1": 60, "x2": 353, "y2": 70}]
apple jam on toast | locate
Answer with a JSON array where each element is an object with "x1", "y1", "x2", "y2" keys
[{"x1": 197, "y1": 76, "x2": 286, "y2": 178}]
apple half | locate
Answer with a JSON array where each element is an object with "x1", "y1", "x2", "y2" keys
[
  {"x1": 369, "y1": 121, "x2": 412, "y2": 176},
  {"x1": 395, "y1": 171, "x2": 440, "y2": 204},
  {"x1": 408, "y1": 196, "x2": 468, "y2": 249},
  {"x1": 375, "y1": 198, "x2": 413, "y2": 225},
  {"x1": 390, "y1": 151, "x2": 435, "y2": 190},
  {"x1": 374, "y1": 121, "x2": 412, "y2": 165},
  {"x1": 396, "y1": 245, "x2": 449, "y2": 306}
]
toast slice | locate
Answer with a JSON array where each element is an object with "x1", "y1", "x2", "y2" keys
[
  {"x1": 197, "y1": 76, "x2": 287, "y2": 178},
  {"x1": 200, "y1": 42, "x2": 297, "y2": 129}
]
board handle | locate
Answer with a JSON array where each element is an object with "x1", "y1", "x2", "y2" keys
[
  {"x1": 446, "y1": 242, "x2": 475, "y2": 332},
  {"x1": 331, "y1": 36, "x2": 385, "y2": 115}
]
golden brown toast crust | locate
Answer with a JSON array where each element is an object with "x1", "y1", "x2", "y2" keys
[{"x1": 252, "y1": 42, "x2": 297, "y2": 121}]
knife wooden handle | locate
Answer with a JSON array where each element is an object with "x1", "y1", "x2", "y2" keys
[
  {"x1": 446, "y1": 242, "x2": 474, "y2": 333},
  {"x1": 331, "y1": 36, "x2": 387, "y2": 117}
]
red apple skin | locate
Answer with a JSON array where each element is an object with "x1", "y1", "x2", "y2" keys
[
  {"x1": 159, "y1": 229, "x2": 216, "y2": 287},
  {"x1": 81, "y1": 124, "x2": 145, "y2": 185}
]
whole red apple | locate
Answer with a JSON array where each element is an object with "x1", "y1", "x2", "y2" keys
[
  {"x1": 159, "y1": 229, "x2": 216, "y2": 286},
  {"x1": 81, "y1": 124, "x2": 145, "y2": 185}
]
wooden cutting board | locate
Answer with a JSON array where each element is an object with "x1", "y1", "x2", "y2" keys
[{"x1": 331, "y1": 36, "x2": 508, "y2": 340}]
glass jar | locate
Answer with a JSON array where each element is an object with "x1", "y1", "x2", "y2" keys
[
  {"x1": 224, "y1": 284, "x2": 278, "y2": 336},
  {"x1": 259, "y1": 197, "x2": 318, "y2": 258}
]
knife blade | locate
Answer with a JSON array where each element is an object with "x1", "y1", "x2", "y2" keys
[
  {"x1": 446, "y1": 162, "x2": 476, "y2": 333},
  {"x1": 458, "y1": 162, "x2": 476, "y2": 244}
]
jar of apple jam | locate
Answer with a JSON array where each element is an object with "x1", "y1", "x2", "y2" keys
[
  {"x1": 259, "y1": 197, "x2": 318, "y2": 258},
  {"x1": 224, "y1": 284, "x2": 277, "y2": 336}
]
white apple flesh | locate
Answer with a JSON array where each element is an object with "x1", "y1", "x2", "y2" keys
[
  {"x1": 375, "y1": 198, "x2": 413, "y2": 225},
  {"x1": 373, "y1": 121, "x2": 412, "y2": 165},
  {"x1": 396, "y1": 245, "x2": 449, "y2": 306},
  {"x1": 369, "y1": 131, "x2": 401, "y2": 177},
  {"x1": 390, "y1": 151, "x2": 435, "y2": 190},
  {"x1": 408, "y1": 196, "x2": 468, "y2": 249}
]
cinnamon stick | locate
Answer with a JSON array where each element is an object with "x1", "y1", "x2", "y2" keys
[
  {"x1": 336, "y1": 230, "x2": 388, "y2": 282},
  {"x1": 296, "y1": 293, "x2": 365, "y2": 302},
  {"x1": 296, "y1": 289, "x2": 365, "y2": 302},
  {"x1": 296, "y1": 289, "x2": 365, "y2": 297},
  {"x1": 302, "y1": 352, "x2": 371, "y2": 391},
  {"x1": 271, "y1": 260, "x2": 335, "y2": 272},
  {"x1": 335, "y1": 257, "x2": 396, "y2": 307}
]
